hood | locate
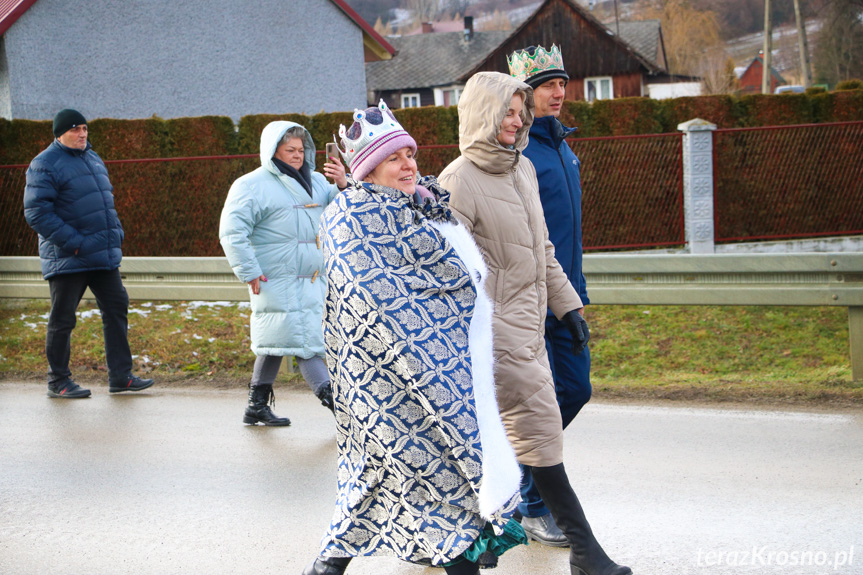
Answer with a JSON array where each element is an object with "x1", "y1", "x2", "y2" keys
[
  {"x1": 259, "y1": 121, "x2": 316, "y2": 176},
  {"x1": 458, "y1": 72, "x2": 534, "y2": 174}
]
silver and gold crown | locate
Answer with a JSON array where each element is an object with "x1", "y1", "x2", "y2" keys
[
  {"x1": 507, "y1": 44, "x2": 568, "y2": 87},
  {"x1": 338, "y1": 101, "x2": 400, "y2": 161},
  {"x1": 337, "y1": 100, "x2": 416, "y2": 182}
]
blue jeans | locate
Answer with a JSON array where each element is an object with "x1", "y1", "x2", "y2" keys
[{"x1": 518, "y1": 316, "x2": 592, "y2": 518}]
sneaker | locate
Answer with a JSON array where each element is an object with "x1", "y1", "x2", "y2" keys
[
  {"x1": 47, "y1": 379, "x2": 91, "y2": 398},
  {"x1": 109, "y1": 375, "x2": 155, "y2": 393},
  {"x1": 521, "y1": 512, "x2": 569, "y2": 547}
]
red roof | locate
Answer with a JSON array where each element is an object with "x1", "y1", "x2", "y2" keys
[
  {"x1": 0, "y1": 0, "x2": 39, "y2": 36},
  {"x1": 0, "y1": 0, "x2": 395, "y2": 58},
  {"x1": 328, "y1": 0, "x2": 396, "y2": 57}
]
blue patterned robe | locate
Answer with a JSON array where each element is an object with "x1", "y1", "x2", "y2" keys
[{"x1": 317, "y1": 177, "x2": 521, "y2": 565}]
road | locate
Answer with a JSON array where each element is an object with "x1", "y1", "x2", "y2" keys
[{"x1": 1, "y1": 382, "x2": 861, "y2": 575}]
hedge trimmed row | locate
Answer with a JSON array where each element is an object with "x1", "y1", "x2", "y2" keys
[
  {"x1": 568, "y1": 90, "x2": 863, "y2": 137},
  {"x1": 1, "y1": 91, "x2": 860, "y2": 164},
  {"x1": 2, "y1": 91, "x2": 860, "y2": 257}
]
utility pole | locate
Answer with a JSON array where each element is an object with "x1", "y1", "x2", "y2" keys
[
  {"x1": 762, "y1": 0, "x2": 773, "y2": 94},
  {"x1": 614, "y1": 0, "x2": 620, "y2": 36},
  {"x1": 793, "y1": 0, "x2": 813, "y2": 88}
]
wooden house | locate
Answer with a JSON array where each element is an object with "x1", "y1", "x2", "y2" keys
[
  {"x1": 367, "y1": 0, "x2": 668, "y2": 108},
  {"x1": 738, "y1": 52, "x2": 787, "y2": 94},
  {"x1": 467, "y1": 0, "x2": 666, "y2": 101}
]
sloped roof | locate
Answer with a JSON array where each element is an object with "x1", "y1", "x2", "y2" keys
[
  {"x1": 366, "y1": 30, "x2": 512, "y2": 91},
  {"x1": 328, "y1": 0, "x2": 396, "y2": 60},
  {"x1": 615, "y1": 20, "x2": 665, "y2": 70},
  {"x1": 742, "y1": 55, "x2": 787, "y2": 84},
  {"x1": 403, "y1": 20, "x2": 464, "y2": 35},
  {"x1": 0, "y1": 0, "x2": 38, "y2": 36},
  {"x1": 462, "y1": 0, "x2": 665, "y2": 80}
]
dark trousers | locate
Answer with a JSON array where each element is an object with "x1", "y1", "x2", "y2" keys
[
  {"x1": 46, "y1": 269, "x2": 132, "y2": 384},
  {"x1": 519, "y1": 315, "x2": 593, "y2": 518}
]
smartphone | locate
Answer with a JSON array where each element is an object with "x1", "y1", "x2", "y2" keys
[{"x1": 326, "y1": 143, "x2": 339, "y2": 160}]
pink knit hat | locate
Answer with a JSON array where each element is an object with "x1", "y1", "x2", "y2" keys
[{"x1": 337, "y1": 100, "x2": 417, "y2": 182}]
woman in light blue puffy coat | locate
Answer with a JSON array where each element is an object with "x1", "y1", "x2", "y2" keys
[{"x1": 219, "y1": 121, "x2": 346, "y2": 426}]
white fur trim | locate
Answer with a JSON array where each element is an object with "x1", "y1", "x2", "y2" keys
[{"x1": 430, "y1": 220, "x2": 522, "y2": 519}]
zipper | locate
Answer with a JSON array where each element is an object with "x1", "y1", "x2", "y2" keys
[{"x1": 559, "y1": 145, "x2": 578, "y2": 276}]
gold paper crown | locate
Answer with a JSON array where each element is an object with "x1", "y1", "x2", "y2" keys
[{"x1": 507, "y1": 44, "x2": 566, "y2": 84}]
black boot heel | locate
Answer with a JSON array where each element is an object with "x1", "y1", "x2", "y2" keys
[
  {"x1": 530, "y1": 464, "x2": 632, "y2": 575},
  {"x1": 302, "y1": 555, "x2": 351, "y2": 575}
]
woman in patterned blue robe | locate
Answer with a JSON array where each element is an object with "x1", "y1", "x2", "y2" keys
[{"x1": 302, "y1": 103, "x2": 524, "y2": 575}]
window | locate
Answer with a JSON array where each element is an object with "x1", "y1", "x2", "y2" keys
[
  {"x1": 584, "y1": 77, "x2": 613, "y2": 102},
  {"x1": 433, "y1": 86, "x2": 463, "y2": 107},
  {"x1": 401, "y1": 93, "x2": 421, "y2": 108}
]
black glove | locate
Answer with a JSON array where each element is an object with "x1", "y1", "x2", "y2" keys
[{"x1": 562, "y1": 309, "x2": 590, "y2": 356}]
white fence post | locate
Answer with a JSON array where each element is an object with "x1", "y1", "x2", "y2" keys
[{"x1": 678, "y1": 118, "x2": 717, "y2": 254}]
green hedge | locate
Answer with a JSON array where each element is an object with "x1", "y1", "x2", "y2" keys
[
  {"x1": 3, "y1": 90, "x2": 860, "y2": 163},
  {"x1": 2, "y1": 91, "x2": 860, "y2": 257}
]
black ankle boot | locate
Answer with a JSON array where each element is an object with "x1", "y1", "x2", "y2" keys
[
  {"x1": 531, "y1": 464, "x2": 632, "y2": 575},
  {"x1": 243, "y1": 384, "x2": 290, "y2": 426},
  {"x1": 315, "y1": 383, "x2": 335, "y2": 413},
  {"x1": 301, "y1": 555, "x2": 351, "y2": 575},
  {"x1": 443, "y1": 558, "x2": 480, "y2": 575}
]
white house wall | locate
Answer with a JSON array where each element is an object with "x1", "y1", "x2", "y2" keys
[
  {"x1": 0, "y1": 37, "x2": 11, "y2": 119},
  {"x1": 647, "y1": 82, "x2": 702, "y2": 99},
  {"x1": 3, "y1": 0, "x2": 367, "y2": 121}
]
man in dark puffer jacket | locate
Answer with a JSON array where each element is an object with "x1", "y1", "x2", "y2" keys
[{"x1": 23, "y1": 109, "x2": 155, "y2": 398}]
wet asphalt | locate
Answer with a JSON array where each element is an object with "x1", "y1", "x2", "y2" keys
[{"x1": 1, "y1": 382, "x2": 861, "y2": 575}]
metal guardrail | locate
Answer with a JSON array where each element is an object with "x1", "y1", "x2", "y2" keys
[
  {"x1": 2, "y1": 254, "x2": 862, "y2": 380},
  {"x1": 0, "y1": 257, "x2": 247, "y2": 301}
]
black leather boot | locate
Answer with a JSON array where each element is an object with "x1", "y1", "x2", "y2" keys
[
  {"x1": 443, "y1": 558, "x2": 480, "y2": 575},
  {"x1": 522, "y1": 512, "x2": 569, "y2": 547},
  {"x1": 301, "y1": 555, "x2": 351, "y2": 575},
  {"x1": 531, "y1": 464, "x2": 632, "y2": 575},
  {"x1": 243, "y1": 384, "x2": 290, "y2": 426},
  {"x1": 315, "y1": 383, "x2": 335, "y2": 413}
]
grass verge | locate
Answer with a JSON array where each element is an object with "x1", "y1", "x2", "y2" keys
[{"x1": 1, "y1": 299, "x2": 858, "y2": 407}]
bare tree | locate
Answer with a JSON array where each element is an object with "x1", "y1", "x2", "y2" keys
[
  {"x1": 813, "y1": 0, "x2": 863, "y2": 83},
  {"x1": 444, "y1": 0, "x2": 470, "y2": 16},
  {"x1": 405, "y1": 0, "x2": 442, "y2": 22},
  {"x1": 699, "y1": 48, "x2": 739, "y2": 94},
  {"x1": 635, "y1": 0, "x2": 724, "y2": 76},
  {"x1": 478, "y1": 9, "x2": 513, "y2": 31},
  {"x1": 373, "y1": 16, "x2": 394, "y2": 37}
]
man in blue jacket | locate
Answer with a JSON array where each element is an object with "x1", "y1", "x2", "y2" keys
[
  {"x1": 23, "y1": 109, "x2": 154, "y2": 398},
  {"x1": 508, "y1": 45, "x2": 592, "y2": 547}
]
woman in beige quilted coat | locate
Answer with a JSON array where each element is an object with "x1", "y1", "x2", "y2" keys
[{"x1": 438, "y1": 71, "x2": 632, "y2": 575}]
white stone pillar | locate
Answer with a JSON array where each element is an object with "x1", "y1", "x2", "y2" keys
[{"x1": 678, "y1": 118, "x2": 717, "y2": 254}]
